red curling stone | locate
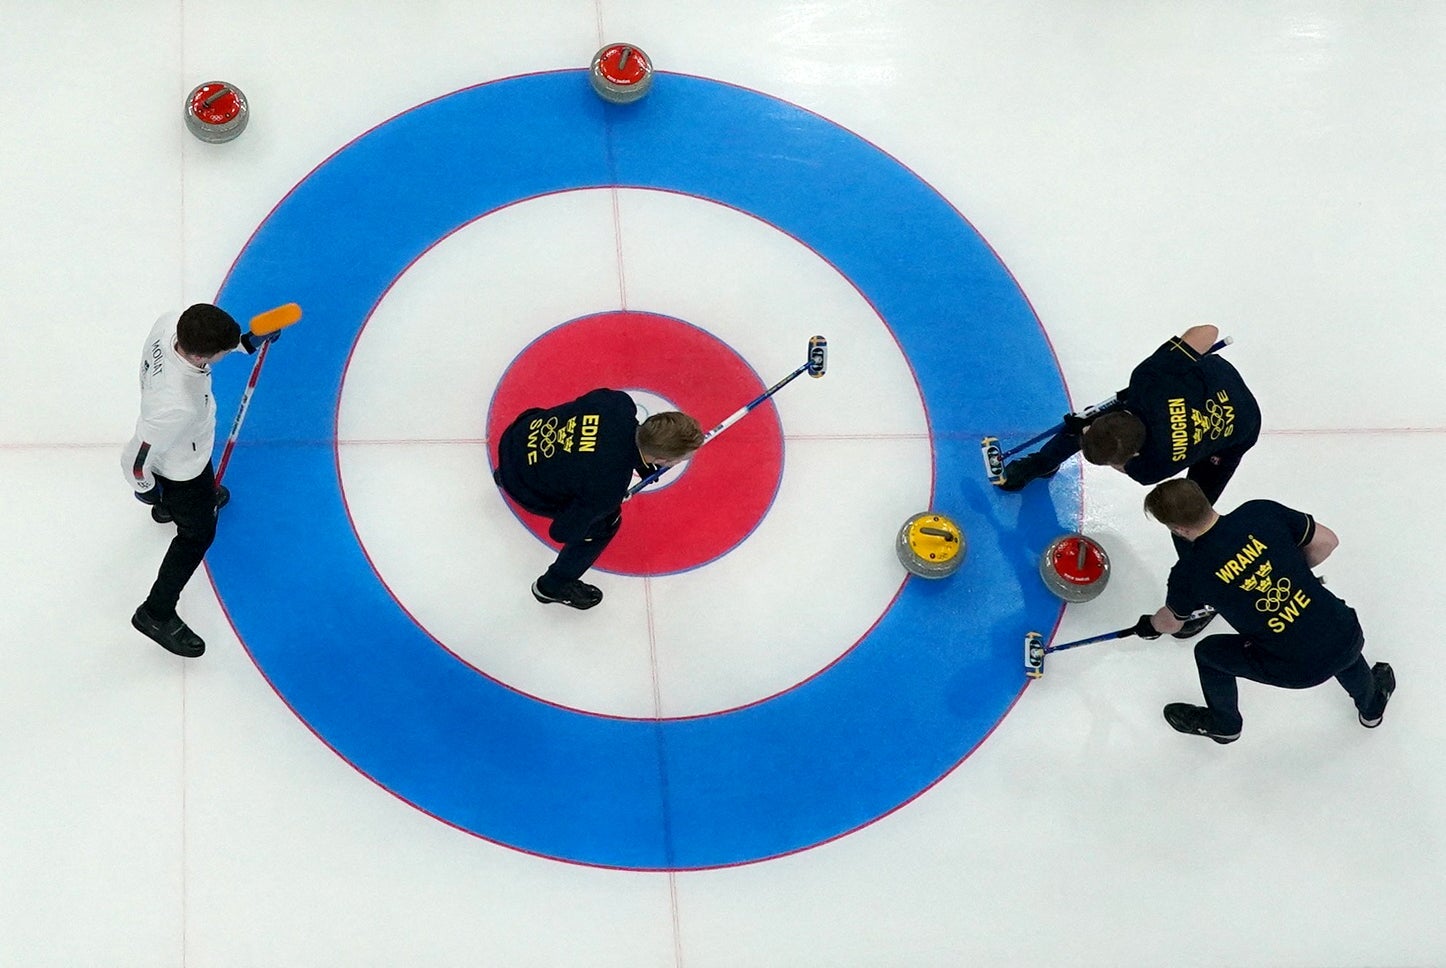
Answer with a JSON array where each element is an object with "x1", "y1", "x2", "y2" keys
[
  {"x1": 1039, "y1": 533, "x2": 1110, "y2": 603},
  {"x1": 590, "y1": 43, "x2": 653, "y2": 104},
  {"x1": 184, "y1": 81, "x2": 249, "y2": 143}
]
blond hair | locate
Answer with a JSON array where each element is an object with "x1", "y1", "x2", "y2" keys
[{"x1": 637, "y1": 412, "x2": 704, "y2": 461}]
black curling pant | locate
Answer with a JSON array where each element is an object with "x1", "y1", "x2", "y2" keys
[
  {"x1": 494, "y1": 470, "x2": 621, "y2": 592},
  {"x1": 144, "y1": 463, "x2": 218, "y2": 619},
  {"x1": 1171, "y1": 441, "x2": 1253, "y2": 556},
  {"x1": 540, "y1": 512, "x2": 621, "y2": 591},
  {"x1": 1030, "y1": 427, "x2": 1085, "y2": 472},
  {"x1": 1014, "y1": 397, "x2": 1130, "y2": 477},
  {"x1": 1186, "y1": 442, "x2": 1249, "y2": 504},
  {"x1": 1193, "y1": 629, "x2": 1375, "y2": 733}
]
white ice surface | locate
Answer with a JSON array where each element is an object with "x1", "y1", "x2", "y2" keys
[{"x1": 2, "y1": 2, "x2": 1444, "y2": 966}]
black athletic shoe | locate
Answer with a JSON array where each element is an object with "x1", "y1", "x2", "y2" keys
[
  {"x1": 997, "y1": 452, "x2": 1060, "y2": 492},
  {"x1": 1163, "y1": 703, "x2": 1240, "y2": 744},
  {"x1": 1359, "y1": 662, "x2": 1396, "y2": 728},
  {"x1": 151, "y1": 504, "x2": 174, "y2": 524},
  {"x1": 531, "y1": 579, "x2": 603, "y2": 610},
  {"x1": 1172, "y1": 608, "x2": 1219, "y2": 639},
  {"x1": 131, "y1": 606, "x2": 205, "y2": 657},
  {"x1": 215, "y1": 485, "x2": 230, "y2": 510}
]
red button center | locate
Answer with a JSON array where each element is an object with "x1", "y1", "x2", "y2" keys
[{"x1": 487, "y1": 311, "x2": 785, "y2": 575}]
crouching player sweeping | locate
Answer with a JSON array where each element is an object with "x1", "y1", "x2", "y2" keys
[
  {"x1": 121, "y1": 304, "x2": 275, "y2": 657},
  {"x1": 1135, "y1": 479, "x2": 1394, "y2": 744},
  {"x1": 1000, "y1": 326, "x2": 1261, "y2": 567},
  {"x1": 494, "y1": 389, "x2": 703, "y2": 610}
]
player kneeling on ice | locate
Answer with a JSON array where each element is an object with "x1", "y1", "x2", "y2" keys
[
  {"x1": 1133, "y1": 478, "x2": 1394, "y2": 744},
  {"x1": 122, "y1": 303, "x2": 277, "y2": 658},
  {"x1": 494, "y1": 389, "x2": 703, "y2": 610}
]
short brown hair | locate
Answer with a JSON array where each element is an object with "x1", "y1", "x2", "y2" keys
[
  {"x1": 1144, "y1": 478, "x2": 1214, "y2": 529},
  {"x1": 177, "y1": 303, "x2": 241, "y2": 356},
  {"x1": 637, "y1": 412, "x2": 704, "y2": 461},
  {"x1": 1081, "y1": 411, "x2": 1146, "y2": 466}
]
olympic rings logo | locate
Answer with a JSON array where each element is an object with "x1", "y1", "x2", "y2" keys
[{"x1": 1254, "y1": 577, "x2": 1294, "y2": 612}]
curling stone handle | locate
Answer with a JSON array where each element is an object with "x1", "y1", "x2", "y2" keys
[
  {"x1": 202, "y1": 86, "x2": 232, "y2": 108},
  {"x1": 919, "y1": 527, "x2": 956, "y2": 541}
]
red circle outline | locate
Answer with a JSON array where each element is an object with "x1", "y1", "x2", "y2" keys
[{"x1": 487, "y1": 311, "x2": 785, "y2": 574}]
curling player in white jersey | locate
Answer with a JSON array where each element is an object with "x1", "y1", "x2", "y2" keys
[{"x1": 120, "y1": 303, "x2": 273, "y2": 657}]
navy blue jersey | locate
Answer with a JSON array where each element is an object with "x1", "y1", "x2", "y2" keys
[
  {"x1": 496, "y1": 388, "x2": 649, "y2": 543},
  {"x1": 1166, "y1": 500, "x2": 1359, "y2": 660},
  {"x1": 1122, "y1": 338, "x2": 1261, "y2": 485}
]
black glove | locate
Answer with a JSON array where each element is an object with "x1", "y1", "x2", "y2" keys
[
  {"x1": 1062, "y1": 412, "x2": 1091, "y2": 433},
  {"x1": 134, "y1": 489, "x2": 160, "y2": 507},
  {"x1": 240, "y1": 329, "x2": 280, "y2": 354},
  {"x1": 1129, "y1": 614, "x2": 1162, "y2": 640},
  {"x1": 586, "y1": 508, "x2": 622, "y2": 540}
]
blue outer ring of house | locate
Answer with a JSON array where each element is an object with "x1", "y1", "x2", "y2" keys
[{"x1": 208, "y1": 70, "x2": 1071, "y2": 870}]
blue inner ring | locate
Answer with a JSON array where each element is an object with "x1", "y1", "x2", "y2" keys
[{"x1": 210, "y1": 70, "x2": 1072, "y2": 870}]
